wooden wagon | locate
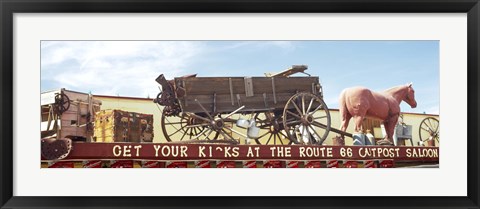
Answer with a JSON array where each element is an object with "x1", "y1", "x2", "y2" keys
[
  {"x1": 41, "y1": 88, "x2": 102, "y2": 141},
  {"x1": 154, "y1": 65, "x2": 332, "y2": 145}
]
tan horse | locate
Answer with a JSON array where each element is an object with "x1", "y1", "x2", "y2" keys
[{"x1": 339, "y1": 83, "x2": 417, "y2": 144}]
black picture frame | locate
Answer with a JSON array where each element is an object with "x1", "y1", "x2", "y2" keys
[{"x1": 1, "y1": 0, "x2": 479, "y2": 208}]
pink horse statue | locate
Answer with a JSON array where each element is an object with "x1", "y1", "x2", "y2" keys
[{"x1": 339, "y1": 83, "x2": 417, "y2": 145}]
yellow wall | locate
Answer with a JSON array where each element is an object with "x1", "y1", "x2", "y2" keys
[{"x1": 94, "y1": 95, "x2": 439, "y2": 146}]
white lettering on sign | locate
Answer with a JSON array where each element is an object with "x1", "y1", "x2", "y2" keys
[
  {"x1": 406, "y1": 148, "x2": 438, "y2": 158},
  {"x1": 270, "y1": 147, "x2": 276, "y2": 157},
  {"x1": 269, "y1": 146, "x2": 291, "y2": 157},
  {"x1": 299, "y1": 147, "x2": 305, "y2": 157},
  {"x1": 181, "y1": 146, "x2": 188, "y2": 157},
  {"x1": 299, "y1": 147, "x2": 328, "y2": 157},
  {"x1": 232, "y1": 147, "x2": 240, "y2": 157},
  {"x1": 247, "y1": 147, "x2": 254, "y2": 157},
  {"x1": 284, "y1": 147, "x2": 291, "y2": 157},
  {"x1": 224, "y1": 147, "x2": 232, "y2": 157},
  {"x1": 113, "y1": 145, "x2": 121, "y2": 157},
  {"x1": 326, "y1": 147, "x2": 333, "y2": 157},
  {"x1": 199, "y1": 146, "x2": 206, "y2": 157},
  {"x1": 124, "y1": 145, "x2": 132, "y2": 157},
  {"x1": 161, "y1": 146, "x2": 170, "y2": 156},
  {"x1": 106, "y1": 144, "x2": 438, "y2": 161},
  {"x1": 134, "y1": 145, "x2": 142, "y2": 157},
  {"x1": 154, "y1": 145, "x2": 161, "y2": 157},
  {"x1": 112, "y1": 145, "x2": 136, "y2": 157}
]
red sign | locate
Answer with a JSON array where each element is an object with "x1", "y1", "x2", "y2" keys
[{"x1": 61, "y1": 142, "x2": 439, "y2": 162}]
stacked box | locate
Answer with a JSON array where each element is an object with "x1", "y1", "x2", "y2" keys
[{"x1": 94, "y1": 109, "x2": 154, "y2": 143}]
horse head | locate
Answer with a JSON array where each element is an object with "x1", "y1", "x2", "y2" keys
[{"x1": 404, "y1": 82, "x2": 417, "y2": 108}]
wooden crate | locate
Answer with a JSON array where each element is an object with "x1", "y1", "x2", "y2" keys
[{"x1": 94, "y1": 109, "x2": 154, "y2": 143}]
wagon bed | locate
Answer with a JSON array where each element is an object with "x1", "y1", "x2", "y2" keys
[{"x1": 174, "y1": 76, "x2": 321, "y2": 114}]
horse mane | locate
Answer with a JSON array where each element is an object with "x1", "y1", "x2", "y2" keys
[{"x1": 383, "y1": 84, "x2": 407, "y2": 94}]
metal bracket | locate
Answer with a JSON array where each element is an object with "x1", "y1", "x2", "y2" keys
[
  {"x1": 213, "y1": 92, "x2": 217, "y2": 113},
  {"x1": 263, "y1": 93, "x2": 268, "y2": 108},
  {"x1": 271, "y1": 77, "x2": 277, "y2": 104},
  {"x1": 244, "y1": 77, "x2": 254, "y2": 97},
  {"x1": 229, "y1": 78, "x2": 234, "y2": 105},
  {"x1": 236, "y1": 94, "x2": 242, "y2": 107},
  {"x1": 183, "y1": 80, "x2": 188, "y2": 107}
]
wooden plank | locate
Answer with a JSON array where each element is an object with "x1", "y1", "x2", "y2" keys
[
  {"x1": 175, "y1": 77, "x2": 319, "y2": 96},
  {"x1": 179, "y1": 93, "x2": 297, "y2": 113},
  {"x1": 268, "y1": 65, "x2": 308, "y2": 77}
]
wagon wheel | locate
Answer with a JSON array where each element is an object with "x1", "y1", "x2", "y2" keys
[
  {"x1": 182, "y1": 100, "x2": 246, "y2": 144},
  {"x1": 252, "y1": 112, "x2": 290, "y2": 145},
  {"x1": 188, "y1": 113, "x2": 240, "y2": 143},
  {"x1": 419, "y1": 117, "x2": 439, "y2": 145},
  {"x1": 53, "y1": 92, "x2": 70, "y2": 115},
  {"x1": 161, "y1": 109, "x2": 206, "y2": 142},
  {"x1": 283, "y1": 92, "x2": 331, "y2": 145}
]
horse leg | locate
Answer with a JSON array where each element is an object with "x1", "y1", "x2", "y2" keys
[
  {"x1": 340, "y1": 113, "x2": 351, "y2": 132},
  {"x1": 339, "y1": 93, "x2": 351, "y2": 138},
  {"x1": 384, "y1": 116, "x2": 398, "y2": 145},
  {"x1": 354, "y1": 115, "x2": 364, "y2": 133},
  {"x1": 352, "y1": 106, "x2": 367, "y2": 133}
]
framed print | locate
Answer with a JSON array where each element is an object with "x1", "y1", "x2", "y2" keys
[{"x1": 1, "y1": 0, "x2": 479, "y2": 209}]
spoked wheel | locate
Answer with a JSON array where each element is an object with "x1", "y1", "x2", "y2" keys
[
  {"x1": 53, "y1": 92, "x2": 70, "y2": 115},
  {"x1": 161, "y1": 109, "x2": 206, "y2": 142},
  {"x1": 283, "y1": 92, "x2": 331, "y2": 145},
  {"x1": 165, "y1": 100, "x2": 247, "y2": 144},
  {"x1": 252, "y1": 112, "x2": 290, "y2": 145},
  {"x1": 419, "y1": 117, "x2": 439, "y2": 145},
  {"x1": 186, "y1": 113, "x2": 241, "y2": 144}
]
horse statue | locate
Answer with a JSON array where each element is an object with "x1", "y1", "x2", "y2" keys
[{"x1": 339, "y1": 83, "x2": 417, "y2": 145}]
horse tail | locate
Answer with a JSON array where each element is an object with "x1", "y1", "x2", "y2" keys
[
  {"x1": 338, "y1": 89, "x2": 348, "y2": 121},
  {"x1": 339, "y1": 89, "x2": 347, "y2": 117},
  {"x1": 338, "y1": 89, "x2": 350, "y2": 132}
]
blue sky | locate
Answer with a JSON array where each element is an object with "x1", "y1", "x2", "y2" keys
[{"x1": 41, "y1": 41, "x2": 439, "y2": 114}]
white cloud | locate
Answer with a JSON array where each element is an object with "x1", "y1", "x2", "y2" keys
[{"x1": 41, "y1": 41, "x2": 204, "y2": 97}]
